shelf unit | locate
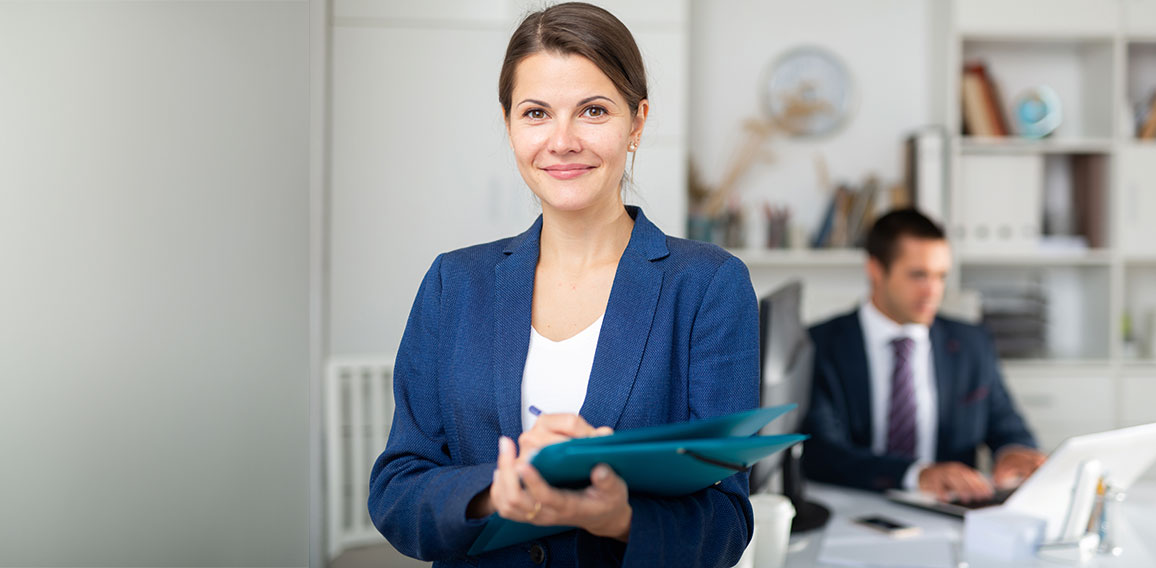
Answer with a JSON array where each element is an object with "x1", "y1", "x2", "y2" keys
[
  {"x1": 729, "y1": 0, "x2": 1156, "y2": 450},
  {"x1": 947, "y1": 0, "x2": 1156, "y2": 447}
]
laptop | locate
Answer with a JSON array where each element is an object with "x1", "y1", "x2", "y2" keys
[
  {"x1": 887, "y1": 485, "x2": 1015, "y2": 518},
  {"x1": 886, "y1": 422, "x2": 1156, "y2": 536}
]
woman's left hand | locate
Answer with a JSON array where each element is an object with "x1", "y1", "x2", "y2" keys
[{"x1": 491, "y1": 436, "x2": 632, "y2": 541}]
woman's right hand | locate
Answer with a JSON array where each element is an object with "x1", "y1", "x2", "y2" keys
[
  {"x1": 466, "y1": 413, "x2": 612, "y2": 519},
  {"x1": 517, "y1": 412, "x2": 613, "y2": 464}
]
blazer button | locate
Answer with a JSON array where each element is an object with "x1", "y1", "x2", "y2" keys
[{"x1": 528, "y1": 542, "x2": 546, "y2": 564}]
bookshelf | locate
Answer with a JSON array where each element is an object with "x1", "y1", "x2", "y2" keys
[
  {"x1": 726, "y1": 0, "x2": 1156, "y2": 449},
  {"x1": 943, "y1": 0, "x2": 1156, "y2": 448}
]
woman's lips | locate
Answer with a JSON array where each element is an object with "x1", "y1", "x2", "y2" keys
[{"x1": 542, "y1": 164, "x2": 594, "y2": 180}]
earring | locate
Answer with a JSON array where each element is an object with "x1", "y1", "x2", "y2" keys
[
  {"x1": 628, "y1": 140, "x2": 638, "y2": 152},
  {"x1": 629, "y1": 142, "x2": 638, "y2": 180}
]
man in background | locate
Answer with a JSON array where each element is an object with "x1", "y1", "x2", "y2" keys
[{"x1": 801, "y1": 209, "x2": 1046, "y2": 501}]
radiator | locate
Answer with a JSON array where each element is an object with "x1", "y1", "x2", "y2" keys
[{"x1": 325, "y1": 357, "x2": 393, "y2": 560}]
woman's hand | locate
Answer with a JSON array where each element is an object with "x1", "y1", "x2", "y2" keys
[
  {"x1": 468, "y1": 414, "x2": 612, "y2": 521},
  {"x1": 517, "y1": 413, "x2": 613, "y2": 465},
  {"x1": 490, "y1": 434, "x2": 632, "y2": 541}
]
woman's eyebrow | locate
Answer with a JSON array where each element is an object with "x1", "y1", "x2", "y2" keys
[
  {"x1": 578, "y1": 95, "x2": 615, "y2": 106},
  {"x1": 517, "y1": 98, "x2": 551, "y2": 108},
  {"x1": 516, "y1": 95, "x2": 617, "y2": 108}
]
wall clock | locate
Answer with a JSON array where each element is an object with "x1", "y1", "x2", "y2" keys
[{"x1": 760, "y1": 46, "x2": 856, "y2": 138}]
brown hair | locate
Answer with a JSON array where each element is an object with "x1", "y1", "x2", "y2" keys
[
  {"x1": 498, "y1": 2, "x2": 648, "y2": 120},
  {"x1": 866, "y1": 208, "x2": 947, "y2": 270}
]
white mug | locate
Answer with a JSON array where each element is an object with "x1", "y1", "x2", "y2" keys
[{"x1": 734, "y1": 493, "x2": 796, "y2": 568}]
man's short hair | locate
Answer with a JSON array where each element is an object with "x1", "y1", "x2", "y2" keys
[{"x1": 865, "y1": 208, "x2": 946, "y2": 270}]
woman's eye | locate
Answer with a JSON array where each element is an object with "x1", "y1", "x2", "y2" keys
[
  {"x1": 583, "y1": 106, "x2": 607, "y2": 118},
  {"x1": 524, "y1": 109, "x2": 546, "y2": 120}
]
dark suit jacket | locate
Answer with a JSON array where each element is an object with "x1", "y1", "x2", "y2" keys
[
  {"x1": 801, "y1": 310, "x2": 1037, "y2": 492},
  {"x1": 368, "y1": 207, "x2": 760, "y2": 567}
]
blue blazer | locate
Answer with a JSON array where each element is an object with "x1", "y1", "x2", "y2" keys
[
  {"x1": 801, "y1": 310, "x2": 1037, "y2": 492},
  {"x1": 369, "y1": 207, "x2": 760, "y2": 567}
]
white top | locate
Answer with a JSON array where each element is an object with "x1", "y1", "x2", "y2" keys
[
  {"x1": 520, "y1": 314, "x2": 604, "y2": 432},
  {"x1": 858, "y1": 301, "x2": 938, "y2": 489}
]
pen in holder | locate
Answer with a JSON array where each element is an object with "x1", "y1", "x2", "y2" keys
[
  {"x1": 1035, "y1": 459, "x2": 1117, "y2": 564},
  {"x1": 1094, "y1": 482, "x2": 1126, "y2": 556}
]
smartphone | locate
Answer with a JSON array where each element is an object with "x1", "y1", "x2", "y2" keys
[{"x1": 853, "y1": 515, "x2": 921, "y2": 538}]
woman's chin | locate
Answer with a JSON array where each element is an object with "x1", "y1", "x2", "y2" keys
[{"x1": 537, "y1": 193, "x2": 618, "y2": 215}]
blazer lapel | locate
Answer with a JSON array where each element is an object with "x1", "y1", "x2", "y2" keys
[
  {"x1": 581, "y1": 207, "x2": 667, "y2": 429},
  {"x1": 492, "y1": 217, "x2": 541, "y2": 438},
  {"x1": 834, "y1": 314, "x2": 873, "y2": 442},
  {"x1": 930, "y1": 319, "x2": 957, "y2": 460}
]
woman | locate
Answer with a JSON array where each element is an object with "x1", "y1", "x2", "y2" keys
[{"x1": 368, "y1": 3, "x2": 759, "y2": 566}]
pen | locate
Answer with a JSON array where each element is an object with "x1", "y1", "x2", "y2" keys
[{"x1": 528, "y1": 405, "x2": 543, "y2": 416}]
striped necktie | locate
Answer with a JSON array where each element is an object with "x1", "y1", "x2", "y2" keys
[{"x1": 886, "y1": 336, "x2": 917, "y2": 459}]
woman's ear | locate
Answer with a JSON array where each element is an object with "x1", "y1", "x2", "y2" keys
[{"x1": 631, "y1": 98, "x2": 650, "y2": 139}]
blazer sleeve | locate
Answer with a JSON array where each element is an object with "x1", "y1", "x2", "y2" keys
[
  {"x1": 977, "y1": 330, "x2": 1038, "y2": 453},
  {"x1": 802, "y1": 334, "x2": 913, "y2": 492},
  {"x1": 617, "y1": 256, "x2": 760, "y2": 568},
  {"x1": 367, "y1": 255, "x2": 492, "y2": 562}
]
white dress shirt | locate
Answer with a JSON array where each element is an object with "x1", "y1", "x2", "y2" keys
[
  {"x1": 520, "y1": 314, "x2": 603, "y2": 432},
  {"x1": 858, "y1": 301, "x2": 938, "y2": 489}
]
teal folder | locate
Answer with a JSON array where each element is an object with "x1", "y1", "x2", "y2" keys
[{"x1": 467, "y1": 404, "x2": 807, "y2": 555}]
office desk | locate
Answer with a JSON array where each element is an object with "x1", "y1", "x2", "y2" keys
[{"x1": 781, "y1": 482, "x2": 1156, "y2": 568}]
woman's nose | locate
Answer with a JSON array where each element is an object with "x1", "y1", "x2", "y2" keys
[{"x1": 547, "y1": 121, "x2": 581, "y2": 154}]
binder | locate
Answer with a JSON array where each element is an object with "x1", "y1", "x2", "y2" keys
[
  {"x1": 905, "y1": 126, "x2": 947, "y2": 224},
  {"x1": 467, "y1": 405, "x2": 807, "y2": 555}
]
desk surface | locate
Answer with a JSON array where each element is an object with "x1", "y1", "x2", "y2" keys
[{"x1": 782, "y1": 482, "x2": 1156, "y2": 568}]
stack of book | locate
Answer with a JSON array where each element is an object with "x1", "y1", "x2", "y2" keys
[
  {"x1": 978, "y1": 285, "x2": 1049, "y2": 359},
  {"x1": 961, "y1": 61, "x2": 1010, "y2": 137},
  {"x1": 810, "y1": 176, "x2": 880, "y2": 249}
]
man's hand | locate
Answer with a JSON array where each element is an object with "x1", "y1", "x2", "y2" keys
[
  {"x1": 918, "y1": 461, "x2": 993, "y2": 503},
  {"x1": 992, "y1": 446, "x2": 1047, "y2": 489}
]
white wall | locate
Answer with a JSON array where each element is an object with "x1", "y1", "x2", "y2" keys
[
  {"x1": 328, "y1": 0, "x2": 689, "y2": 358},
  {"x1": 689, "y1": 0, "x2": 938, "y2": 240},
  {"x1": 0, "y1": 1, "x2": 311, "y2": 565}
]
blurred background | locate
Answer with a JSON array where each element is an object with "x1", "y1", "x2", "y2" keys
[{"x1": 4, "y1": 0, "x2": 1156, "y2": 566}]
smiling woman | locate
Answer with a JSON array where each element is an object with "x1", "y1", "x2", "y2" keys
[
  {"x1": 367, "y1": 3, "x2": 761, "y2": 567},
  {"x1": 506, "y1": 52, "x2": 648, "y2": 219}
]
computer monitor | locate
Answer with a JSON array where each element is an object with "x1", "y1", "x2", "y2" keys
[
  {"x1": 750, "y1": 280, "x2": 830, "y2": 532},
  {"x1": 753, "y1": 280, "x2": 809, "y2": 438}
]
